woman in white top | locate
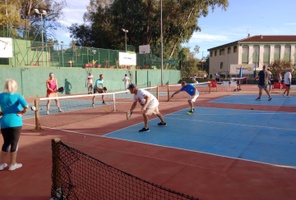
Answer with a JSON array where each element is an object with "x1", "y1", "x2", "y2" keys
[{"x1": 86, "y1": 72, "x2": 94, "y2": 94}]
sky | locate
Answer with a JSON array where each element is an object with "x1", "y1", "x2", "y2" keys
[{"x1": 55, "y1": 0, "x2": 296, "y2": 59}]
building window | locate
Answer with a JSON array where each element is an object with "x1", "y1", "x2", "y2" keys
[
  {"x1": 210, "y1": 52, "x2": 213, "y2": 57},
  {"x1": 220, "y1": 62, "x2": 223, "y2": 69},
  {"x1": 219, "y1": 49, "x2": 225, "y2": 56},
  {"x1": 227, "y1": 47, "x2": 231, "y2": 54},
  {"x1": 252, "y1": 45, "x2": 259, "y2": 69},
  {"x1": 233, "y1": 46, "x2": 237, "y2": 53},
  {"x1": 274, "y1": 45, "x2": 280, "y2": 61},
  {"x1": 263, "y1": 45, "x2": 270, "y2": 65},
  {"x1": 242, "y1": 45, "x2": 249, "y2": 64},
  {"x1": 284, "y1": 45, "x2": 291, "y2": 61},
  {"x1": 214, "y1": 50, "x2": 217, "y2": 56}
]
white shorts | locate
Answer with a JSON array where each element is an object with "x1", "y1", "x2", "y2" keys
[
  {"x1": 189, "y1": 91, "x2": 199, "y2": 102},
  {"x1": 144, "y1": 107, "x2": 160, "y2": 116}
]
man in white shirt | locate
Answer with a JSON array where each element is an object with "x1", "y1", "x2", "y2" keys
[
  {"x1": 128, "y1": 84, "x2": 166, "y2": 132},
  {"x1": 282, "y1": 68, "x2": 294, "y2": 97},
  {"x1": 122, "y1": 74, "x2": 130, "y2": 91}
]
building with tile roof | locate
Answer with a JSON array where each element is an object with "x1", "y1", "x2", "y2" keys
[{"x1": 207, "y1": 35, "x2": 296, "y2": 78}]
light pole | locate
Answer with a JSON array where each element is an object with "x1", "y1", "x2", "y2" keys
[
  {"x1": 61, "y1": 41, "x2": 64, "y2": 68},
  {"x1": 160, "y1": 0, "x2": 164, "y2": 86},
  {"x1": 34, "y1": 9, "x2": 47, "y2": 65},
  {"x1": 122, "y1": 28, "x2": 128, "y2": 52}
]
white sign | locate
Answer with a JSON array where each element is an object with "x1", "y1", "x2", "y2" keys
[
  {"x1": 0, "y1": 37, "x2": 13, "y2": 58},
  {"x1": 230, "y1": 64, "x2": 255, "y2": 75},
  {"x1": 119, "y1": 52, "x2": 137, "y2": 66}
]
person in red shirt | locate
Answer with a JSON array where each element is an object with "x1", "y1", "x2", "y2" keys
[{"x1": 46, "y1": 72, "x2": 63, "y2": 115}]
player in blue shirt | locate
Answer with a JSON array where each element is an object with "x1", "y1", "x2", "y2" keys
[
  {"x1": 170, "y1": 81, "x2": 199, "y2": 114},
  {"x1": 0, "y1": 79, "x2": 28, "y2": 171},
  {"x1": 92, "y1": 74, "x2": 107, "y2": 106}
]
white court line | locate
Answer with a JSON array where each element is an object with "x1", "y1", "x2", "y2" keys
[
  {"x1": 165, "y1": 116, "x2": 296, "y2": 132},
  {"x1": 170, "y1": 112, "x2": 296, "y2": 116},
  {"x1": 103, "y1": 131, "x2": 296, "y2": 170},
  {"x1": 23, "y1": 121, "x2": 296, "y2": 169}
]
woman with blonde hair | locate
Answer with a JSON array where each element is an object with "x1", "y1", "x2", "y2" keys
[{"x1": 0, "y1": 79, "x2": 28, "y2": 171}]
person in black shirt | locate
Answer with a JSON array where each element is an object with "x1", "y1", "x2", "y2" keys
[{"x1": 255, "y1": 65, "x2": 272, "y2": 101}]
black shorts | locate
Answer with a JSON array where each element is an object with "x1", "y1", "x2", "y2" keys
[{"x1": 94, "y1": 87, "x2": 107, "y2": 93}]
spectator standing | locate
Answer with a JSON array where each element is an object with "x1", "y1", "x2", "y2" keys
[
  {"x1": 86, "y1": 72, "x2": 94, "y2": 94},
  {"x1": 0, "y1": 79, "x2": 28, "y2": 171},
  {"x1": 215, "y1": 73, "x2": 220, "y2": 82},
  {"x1": 122, "y1": 74, "x2": 130, "y2": 91},
  {"x1": 282, "y1": 68, "x2": 294, "y2": 97},
  {"x1": 278, "y1": 71, "x2": 283, "y2": 83}
]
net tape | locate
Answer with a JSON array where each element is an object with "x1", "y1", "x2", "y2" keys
[
  {"x1": 51, "y1": 139, "x2": 199, "y2": 200},
  {"x1": 34, "y1": 87, "x2": 158, "y2": 129}
]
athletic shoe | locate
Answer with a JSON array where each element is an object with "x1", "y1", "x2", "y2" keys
[
  {"x1": 58, "y1": 109, "x2": 63, "y2": 113},
  {"x1": 157, "y1": 122, "x2": 167, "y2": 126},
  {"x1": 8, "y1": 163, "x2": 22, "y2": 171},
  {"x1": 282, "y1": 93, "x2": 285, "y2": 97},
  {"x1": 102, "y1": 101, "x2": 106, "y2": 104},
  {"x1": 46, "y1": 110, "x2": 50, "y2": 115},
  {"x1": 268, "y1": 97, "x2": 272, "y2": 101},
  {"x1": 187, "y1": 110, "x2": 194, "y2": 114},
  {"x1": 139, "y1": 127, "x2": 150, "y2": 132},
  {"x1": 0, "y1": 163, "x2": 7, "y2": 170},
  {"x1": 255, "y1": 97, "x2": 261, "y2": 100},
  {"x1": 92, "y1": 103, "x2": 95, "y2": 107}
]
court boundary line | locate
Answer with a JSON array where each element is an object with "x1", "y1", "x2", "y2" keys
[
  {"x1": 103, "y1": 133, "x2": 296, "y2": 170},
  {"x1": 23, "y1": 106, "x2": 296, "y2": 170},
  {"x1": 165, "y1": 116, "x2": 296, "y2": 132},
  {"x1": 24, "y1": 120, "x2": 296, "y2": 170}
]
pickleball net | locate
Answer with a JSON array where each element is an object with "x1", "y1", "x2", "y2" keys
[
  {"x1": 33, "y1": 86, "x2": 158, "y2": 130},
  {"x1": 165, "y1": 82, "x2": 211, "y2": 101},
  {"x1": 51, "y1": 138, "x2": 199, "y2": 200}
]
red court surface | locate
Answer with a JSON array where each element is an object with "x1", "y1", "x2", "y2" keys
[{"x1": 0, "y1": 84, "x2": 296, "y2": 200}]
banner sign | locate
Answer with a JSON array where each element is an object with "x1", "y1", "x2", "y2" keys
[
  {"x1": 230, "y1": 64, "x2": 255, "y2": 75},
  {"x1": 119, "y1": 52, "x2": 137, "y2": 66},
  {"x1": 0, "y1": 37, "x2": 13, "y2": 58}
]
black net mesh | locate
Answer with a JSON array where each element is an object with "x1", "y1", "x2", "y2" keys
[{"x1": 51, "y1": 139, "x2": 199, "y2": 200}]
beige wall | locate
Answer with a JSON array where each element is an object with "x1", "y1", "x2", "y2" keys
[{"x1": 209, "y1": 43, "x2": 296, "y2": 78}]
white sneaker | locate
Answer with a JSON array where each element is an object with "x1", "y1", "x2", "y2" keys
[
  {"x1": 58, "y1": 109, "x2": 63, "y2": 113},
  {"x1": 46, "y1": 110, "x2": 50, "y2": 115},
  {"x1": 8, "y1": 163, "x2": 22, "y2": 171},
  {"x1": 0, "y1": 163, "x2": 7, "y2": 170}
]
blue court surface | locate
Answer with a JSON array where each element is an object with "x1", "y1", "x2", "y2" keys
[
  {"x1": 211, "y1": 94, "x2": 296, "y2": 106},
  {"x1": 105, "y1": 98, "x2": 296, "y2": 168}
]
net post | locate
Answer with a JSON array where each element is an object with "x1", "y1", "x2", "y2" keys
[
  {"x1": 208, "y1": 81, "x2": 211, "y2": 93},
  {"x1": 34, "y1": 98, "x2": 41, "y2": 131},
  {"x1": 156, "y1": 86, "x2": 159, "y2": 100},
  {"x1": 51, "y1": 138, "x2": 62, "y2": 199},
  {"x1": 167, "y1": 84, "x2": 170, "y2": 101},
  {"x1": 113, "y1": 93, "x2": 116, "y2": 111}
]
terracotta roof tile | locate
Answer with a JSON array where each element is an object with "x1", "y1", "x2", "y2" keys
[{"x1": 239, "y1": 35, "x2": 296, "y2": 42}]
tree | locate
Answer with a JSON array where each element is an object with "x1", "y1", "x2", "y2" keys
[
  {"x1": 269, "y1": 59, "x2": 293, "y2": 80},
  {"x1": 69, "y1": 0, "x2": 229, "y2": 63},
  {"x1": 0, "y1": 0, "x2": 66, "y2": 40},
  {"x1": 178, "y1": 47, "x2": 199, "y2": 78}
]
